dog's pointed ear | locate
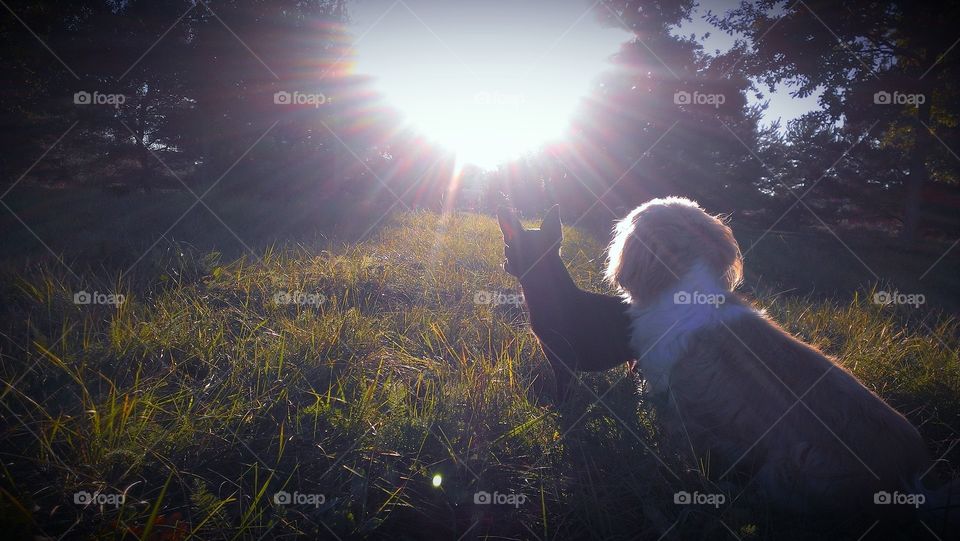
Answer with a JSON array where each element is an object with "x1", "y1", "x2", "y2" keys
[
  {"x1": 541, "y1": 204, "x2": 561, "y2": 242},
  {"x1": 497, "y1": 207, "x2": 522, "y2": 244}
]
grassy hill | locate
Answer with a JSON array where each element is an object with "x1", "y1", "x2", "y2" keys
[{"x1": 0, "y1": 211, "x2": 958, "y2": 539}]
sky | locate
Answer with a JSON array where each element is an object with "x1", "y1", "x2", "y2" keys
[
  {"x1": 674, "y1": 0, "x2": 823, "y2": 126},
  {"x1": 345, "y1": 0, "x2": 821, "y2": 167}
]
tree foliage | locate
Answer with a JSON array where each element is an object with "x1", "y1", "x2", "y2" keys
[{"x1": 711, "y1": 0, "x2": 960, "y2": 239}]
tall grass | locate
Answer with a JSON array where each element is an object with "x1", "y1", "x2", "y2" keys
[{"x1": 0, "y1": 211, "x2": 956, "y2": 539}]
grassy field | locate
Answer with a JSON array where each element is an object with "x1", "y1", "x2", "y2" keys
[{"x1": 0, "y1": 208, "x2": 958, "y2": 539}]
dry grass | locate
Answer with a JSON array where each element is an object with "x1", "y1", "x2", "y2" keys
[{"x1": 0, "y1": 211, "x2": 957, "y2": 539}]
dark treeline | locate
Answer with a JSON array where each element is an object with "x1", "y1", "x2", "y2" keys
[
  {"x1": 2, "y1": 0, "x2": 457, "y2": 211},
  {"x1": 493, "y1": 0, "x2": 960, "y2": 242},
  {"x1": 3, "y1": 0, "x2": 960, "y2": 242}
]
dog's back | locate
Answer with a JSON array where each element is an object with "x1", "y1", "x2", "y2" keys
[
  {"x1": 672, "y1": 308, "x2": 928, "y2": 512},
  {"x1": 526, "y1": 286, "x2": 635, "y2": 373}
]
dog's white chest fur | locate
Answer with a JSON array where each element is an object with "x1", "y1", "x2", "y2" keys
[{"x1": 626, "y1": 263, "x2": 755, "y2": 394}]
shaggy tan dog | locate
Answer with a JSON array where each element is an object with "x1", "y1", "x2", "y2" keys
[{"x1": 606, "y1": 196, "x2": 929, "y2": 513}]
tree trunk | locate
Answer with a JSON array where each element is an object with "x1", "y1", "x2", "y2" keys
[{"x1": 901, "y1": 99, "x2": 932, "y2": 243}]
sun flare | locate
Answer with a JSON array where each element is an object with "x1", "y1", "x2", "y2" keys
[
  {"x1": 349, "y1": 1, "x2": 629, "y2": 169},
  {"x1": 381, "y1": 78, "x2": 576, "y2": 169}
]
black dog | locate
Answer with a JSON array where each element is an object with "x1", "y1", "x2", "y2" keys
[{"x1": 497, "y1": 205, "x2": 635, "y2": 396}]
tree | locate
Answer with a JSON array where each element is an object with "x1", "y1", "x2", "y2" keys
[
  {"x1": 711, "y1": 0, "x2": 960, "y2": 241},
  {"x1": 500, "y1": 0, "x2": 764, "y2": 225}
]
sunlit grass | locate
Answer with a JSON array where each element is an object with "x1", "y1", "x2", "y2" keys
[{"x1": 0, "y1": 211, "x2": 957, "y2": 539}]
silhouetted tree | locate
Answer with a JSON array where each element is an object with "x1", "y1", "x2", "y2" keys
[
  {"x1": 498, "y1": 0, "x2": 763, "y2": 226},
  {"x1": 711, "y1": 0, "x2": 960, "y2": 241}
]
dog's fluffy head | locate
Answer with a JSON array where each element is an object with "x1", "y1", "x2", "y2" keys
[{"x1": 605, "y1": 197, "x2": 742, "y2": 303}]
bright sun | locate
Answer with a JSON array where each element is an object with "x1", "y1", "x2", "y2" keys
[
  {"x1": 382, "y1": 76, "x2": 575, "y2": 169},
  {"x1": 349, "y1": 1, "x2": 628, "y2": 170}
]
